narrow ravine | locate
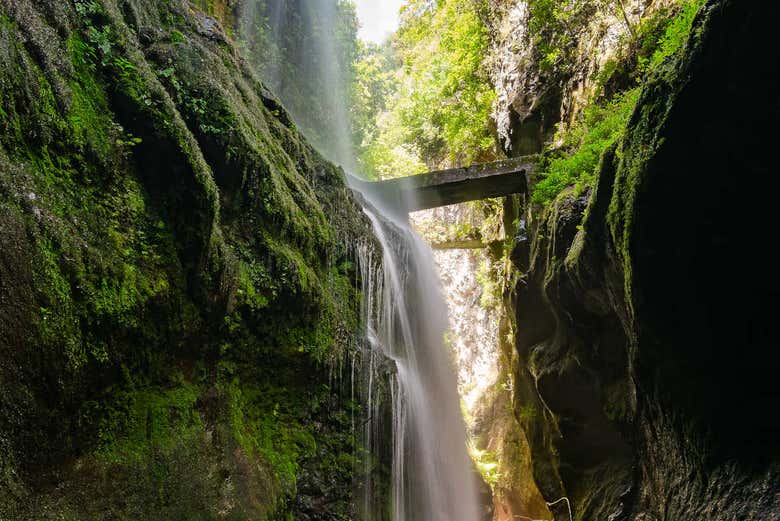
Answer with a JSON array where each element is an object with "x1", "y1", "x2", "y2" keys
[{"x1": 2, "y1": 1, "x2": 779, "y2": 520}]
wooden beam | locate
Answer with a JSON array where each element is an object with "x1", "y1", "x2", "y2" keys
[{"x1": 349, "y1": 156, "x2": 535, "y2": 212}]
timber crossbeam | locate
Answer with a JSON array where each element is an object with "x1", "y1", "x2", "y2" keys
[{"x1": 349, "y1": 156, "x2": 535, "y2": 212}]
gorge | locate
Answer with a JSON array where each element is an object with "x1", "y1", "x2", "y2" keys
[{"x1": 1, "y1": 0, "x2": 779, "y2": 520}]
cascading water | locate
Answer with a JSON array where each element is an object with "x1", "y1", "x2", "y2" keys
[
  {"x1": 355, "y1": 200, "x2": 482, "y2": 521},
  {"x1": 238, "y1": 2, "x2": 481, "y2": 518},
  {"x1": 238, "y1": 0, "x2": 358, "y2": 171}
]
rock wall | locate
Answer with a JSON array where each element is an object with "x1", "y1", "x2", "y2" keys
[
  {"x1": 0, "y1": 0, "x2": 373, "y2": 518},
  {"x1": 505, "y1": 0, "x2": 780, "y2": 518},
  {"x1": 488, "y1": 0, "x2": 675, "y2": 156}
]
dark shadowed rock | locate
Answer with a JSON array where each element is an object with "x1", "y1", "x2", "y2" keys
[{"x1": 509, "y1": 0, "x2": 780, "y2": 518}]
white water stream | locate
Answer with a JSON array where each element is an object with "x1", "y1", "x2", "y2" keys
[
  {"x1": 354, "y1": 197, "x2": 481, "y2": 521},
  {"x1": 240, "y1": 2, "x2": 482, "y2": 519}
]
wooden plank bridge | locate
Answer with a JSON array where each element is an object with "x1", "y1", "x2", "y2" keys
[{"x1": 349, "y1": 156, "x2": 535, "y2": 213}]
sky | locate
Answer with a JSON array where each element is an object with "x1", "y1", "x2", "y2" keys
[{"x1": 354, "y1": 0, "x2": 405, "y2": 44}]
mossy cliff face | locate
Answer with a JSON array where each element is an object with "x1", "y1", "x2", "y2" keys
[
  {"x1": 0, "y1": 0, "x2": 372, "y2": 518},
  {"x1": 509, "y1": 1, "x2": 780, "y2": 519}
]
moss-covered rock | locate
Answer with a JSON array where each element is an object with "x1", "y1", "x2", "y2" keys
[
  {"x1": 0, "y1": 0, "x2": 372, "y2": 518},
  {"x1": 509, "y1": 0, "x2": 780, "y2": 518}
]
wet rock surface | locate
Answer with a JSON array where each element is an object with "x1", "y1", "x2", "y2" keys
[{"x1": 0, "y1": 0, "x2": 373, "y2": 518}]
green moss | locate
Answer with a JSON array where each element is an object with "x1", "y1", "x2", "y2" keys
[
  {"x1": 170, "y1": 30, "x2": 185, "y2": 44},
  {"x1": 34, "y1": 238, "x2": 84, "y2": 369},
  {"x1": 225, "y1": 380, "x2": 317, "y2": 493},
  {"x1": 1, "y1": 0, "x2": 371, "y2": 517},
  {"x1": 96, "y1": 383, "x2": 203, "y2": 464},
  {"x1": 234, "y1": 259, "x2": 271, "y2": 312}
]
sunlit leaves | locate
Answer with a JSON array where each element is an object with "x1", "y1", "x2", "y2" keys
[
  {"x1": 355, "y1": 0, "x2": 496, "y2": 178},
  {"x1": 532, "y1": 88, "x2": 640, "y2": 204}
]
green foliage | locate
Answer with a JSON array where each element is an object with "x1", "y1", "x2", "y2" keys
[
  {"x1": 532, "y1": 0, "x2": 705, "y2": 205},
  {"x1": 596, "y1": 0, "x2": 706, "y2": 93},
  {"x1": 354, "y1": 0, "x2": 495, "y2": 178},
  {"x1": 357, "y1": 95, "x2": 427, "y2": 179},
  {"x1": 351, "y1": 43, "x2": 417, "y2": 179},
  {"x1": 641, "y1": 0, "x2": 705, "y2": 72},
  {"x1": 155, "y1": 65, "x2": 226, "y2": 136},
  {"x1": 398, "y1": 0, "x2": 495, "y2": 162},
  {"x1": 470, "y1": 446, "x2": 501, "y2": 486},
  {"x1": 351, "y1": 44, "x2": 398, "y2": 145},
  {"x1": 526, "y1": 0, "x2": 595, "y2": 73},
  {"x1": 170, "y1": 30, "x2": 185, "y2": 44},
  {"x1": 533, "y1": 89, "x2": 640, "y2": 204}
]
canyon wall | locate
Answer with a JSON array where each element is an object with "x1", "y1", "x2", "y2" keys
[{"x1": 495, "y1": 0, "x2": 780, "y2": 518}]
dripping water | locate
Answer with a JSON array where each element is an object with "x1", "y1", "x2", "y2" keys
[
  {"x1": 238, "y1": 2, "x2": 481, "y2": 519},
  {"x1": 238, "y1": 0, "x2": 357, "y2": 171}
]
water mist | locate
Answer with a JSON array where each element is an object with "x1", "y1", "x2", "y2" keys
[
  {"x1": 238, "y1": 2, "x2": 482, "y2": 519},
  {"x1": 355, "y1": 197, "x2": 482, "y2": 521}
]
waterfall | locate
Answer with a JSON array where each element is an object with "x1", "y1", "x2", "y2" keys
[
  {"x1": 238, "y1": 0, "x2": 358, "y2": 172},
  {"x1": 355, "y1": 199, "x2": 481, "y2": 521},
  {"x1": 238, "y1": 2, "x2": 481, "y2": 519},
  {"x1": 306, "y1": 0, "x2": 357, "y2": 172}
]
